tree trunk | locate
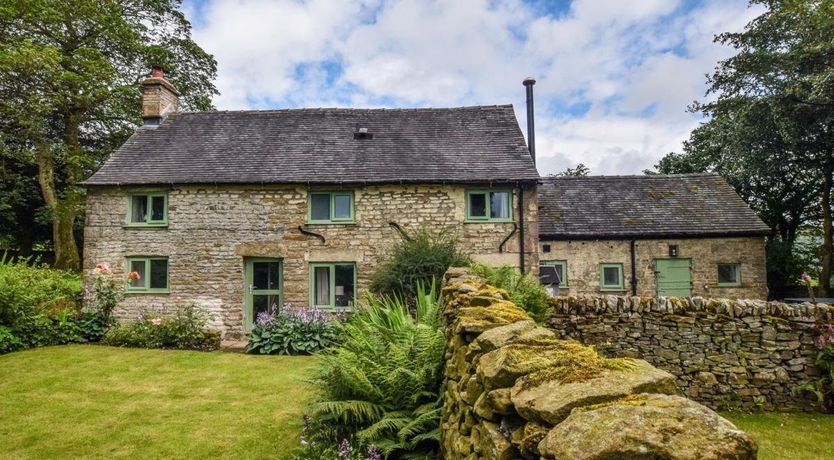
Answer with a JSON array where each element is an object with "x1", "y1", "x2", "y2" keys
[
  {"x1": 820, "y1": 166, "x2": 833, "y2": 298},
  {"x1": 35, "y1": 142, "x2": 81, "y2": 271}
]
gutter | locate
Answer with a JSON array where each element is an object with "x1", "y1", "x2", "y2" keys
[
  {"x1": 630, "y1": 239, "x2": 638, "y2": 296},
  {"x1": 518, "y1": 185, "x2": 525, "y2": 273}
]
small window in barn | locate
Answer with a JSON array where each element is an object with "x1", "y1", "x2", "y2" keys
[
  {"x1": 466, "y1": 189, "x2": 512, "y2": 222},
  {"x1": 125, "y1": 257, "x2": 169, "y2": 293},
  {"x1": 308, "y1": 191, "x2": 354, "y2": 224},
  {"x1": 540, "y1": 260, "x2": 568, "y2": 288},
  {"x1": 310, "y1": 263, "x2": 355, "y2": 310},
  {"x1": 127, "y1": 192, "x2": 168, "y2": 226},
  {"x1": 717, "y1": 263, "x2": 741, "y2": 286},
  {"x1": 599, "y1": 263, "x2": 624, "y2": 291}
]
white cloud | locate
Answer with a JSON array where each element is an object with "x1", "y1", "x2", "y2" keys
[{"x1": 184, "y1": 0, "x2": 765, "y2": 174}]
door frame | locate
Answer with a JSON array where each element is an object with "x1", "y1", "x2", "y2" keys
[
  {"x1": 654, "y1": 258, "x2": 692, "y2": 297},
  {"x1": 243, "y1": 257, "x2": 283, "y2": 332}
]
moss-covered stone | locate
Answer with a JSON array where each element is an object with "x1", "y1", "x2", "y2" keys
[
  {"x1": 512, "y1": 358, "x2": 676, "y2": 425},
  {"x1": 538, "y1": 394, "x2": 758, "y2": 460},
  {"x1": 510, "y1": 421, "x2": 549, "y2": 458},
  {"x1": 478, "y1": 340, "x2": 587, "y2": 391},
  {"x1": 454, "y1": 302, "x2": 530, "y2": 334}
]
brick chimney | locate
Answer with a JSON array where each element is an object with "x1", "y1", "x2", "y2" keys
[{"x1": 140, "y1": 66, "x2": 179, "y2": 126}]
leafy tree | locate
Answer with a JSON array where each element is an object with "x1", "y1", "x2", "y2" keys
[
  {"x1": 552, "y1": 163, "x2": 590, "y2": 177},
  {"x1": 653, "y1": 0, "x2": 834, "y2": 294},
  {"x1": 0, "y1": 0, "x2": 218, "y2": 269}
]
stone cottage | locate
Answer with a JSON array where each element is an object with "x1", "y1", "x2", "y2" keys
[
  {"x1": 82, "y1": 70, "x2": 540, "y2": 337},
  {"x1": 538, "y1": 175, "x2": 770, "y2": 299}
]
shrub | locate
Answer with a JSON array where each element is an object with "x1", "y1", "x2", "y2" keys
[
  {"x1": 471, "y1": 263, "x2": 553, "y2": 323},
  {"x1": 369, "y1": 228, "x2": 469, "y2": 300},
  {"x1": 0, "y1": 254, "x2": 82, "y2": 328},
  {"x1": 247, "y1": 307, "x2": 344, "y2": 355},
  {"x1": 813, "y1": 324, "x2": 834, "y2": 409},
  {"x1": 103, "y1": 303, "x2": 220, "y2": 351},
  {"x1": 0, "y1": 326, "x2": 23, "y2": 354},
  {"x1": 307, "y1": 283, "x2": 445, "y2": 458}
]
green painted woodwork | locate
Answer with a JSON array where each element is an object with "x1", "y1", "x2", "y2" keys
[
  {"x1": 307, "y1": 191, "x2": 355, "y2": 224},
  {"x1": 656, "y1": 258, "x2": 692, "y2": 297},
  {"x1": 244, "y1": 258, "x2": 283, "y2": 332},
  {"x1": 465, "y1": 189, "x2": 513, "y2": 222},
  {"x1": 124, "y1": 257, "x2": 169, "y2": 294},
  {"x1": 308, "y1": 262, "x2": 356, "y2": 311},
  {"x1": 125, "y1": 192, "x2": 168, "y2": 227},
  {"x1": 717, "y1": 263, "x2": 742, "y2": 286},
  {"x1": 599, "y1": 263, "x2": 625, "y2": 291},
  {"x1": 541, "y1": 260, "x2": 568, "y2": 287}
]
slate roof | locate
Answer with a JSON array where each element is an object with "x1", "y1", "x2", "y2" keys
[
  {"x1": 83, "y1": 105, "x2": 539, "y2": 186},
  {"x1": 539, "y1": 174, "x2": 770, "y2": 239}
]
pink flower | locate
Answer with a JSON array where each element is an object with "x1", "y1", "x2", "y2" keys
[
  {"x1": 127, "y1": 271, "x2": 141, "y2": 281},
  {"x1": 818, "y1": 336, "x2": 826, "y2": 349},
  {"x1": 94, "y1": 263, "x2": 112, "y2": 275},
  {"x1": 801, "y1": 273, "x2": 811, "y2": 283},
  {"x1": 150, "y1": 318, "x2": 162, "y2": 326}
]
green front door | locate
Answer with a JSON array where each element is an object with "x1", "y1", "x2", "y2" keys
[
  {"x1": 244, "y1": 258, "x2": 282, "y2": 332},
  {"x1": 655, "y1": 258, "x2": 692, "y2": 297}
]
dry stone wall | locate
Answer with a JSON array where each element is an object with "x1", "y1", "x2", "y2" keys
[
  {"x1": 440, "y1": 268, "x2": 757, "y2": 460},
  {"x1": 548, "y1": 295, "x2": 834, "y2": 411}
]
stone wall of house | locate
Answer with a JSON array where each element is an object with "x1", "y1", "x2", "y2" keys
[
  {"x1": 440, "y1": 268, "x2": 756, "y2": 460},
  {"x1": 539, "y1": 236, "x2": 767, "y2": 299},
  {"x1": 83, "y1": 184, "x2": 537, "y2": 338},
  {"x1": 548, "y1": 295, "x2": 834, "y2": 411}
]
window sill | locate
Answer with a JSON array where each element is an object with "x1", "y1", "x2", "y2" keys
[
  {"x1": 600, "y1": 287, "x2": 625, "y2": 292},
  {"x1": 464, "y1": 219, "x2": 515, "y2": 224},
  {"x1": 123, "y1": 223, "x2": 168, "y2": 229},
  {"x1": 125, "y1": 290, "x2": 170, "y2": 295},
  {"x1": 716, "y1": 283, "x2": 741, "y2": 288},
  {"x1": 311, "y1": 306, "x2": 353, "y2": 312},
  {"x1": 306, "y1": 221, "x2": 356, "y2": 226}
]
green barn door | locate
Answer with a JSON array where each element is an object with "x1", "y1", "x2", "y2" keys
[
  {"x1": 244, "y1": 258, "x2": 282, "y2": 332},
  {"x1": 655, "y1": 259, "x2": 692, "y2": 297}
]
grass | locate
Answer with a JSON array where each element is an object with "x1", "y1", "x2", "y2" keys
[
  {"x1": 0, "y1": 345, "x2": 316, "y2": 459},
  {"x1": 724, "y1": 412, "x2": 834, "y2": 460}
]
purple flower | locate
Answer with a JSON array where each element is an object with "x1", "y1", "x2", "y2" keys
[
  {"x1": 366, "y1": 445, "x2": 383, "y2": 460},
  {"x1": 818, "y1": 336, "x2": 826, "y2": 349},
  {"x1": 338, "y1": 439, "x2": 353, "y2": 460},
  {"x1": 255, "y1": 311, "x2": 274, "y2": 326}
]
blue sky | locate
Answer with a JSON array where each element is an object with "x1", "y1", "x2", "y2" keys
[{"x1": 180, "y1": 0, "x2": 762, "y2": 175}]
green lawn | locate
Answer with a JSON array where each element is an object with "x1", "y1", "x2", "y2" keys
[
  {"x1": 0, "y1": 345, "x2": 316, "y2": 460},
  {"x1": 724, "y1": 412, "x2": 834, "y2": 460}
]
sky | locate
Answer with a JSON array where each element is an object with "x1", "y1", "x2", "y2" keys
[{"x1": 180, "y1": 0, "x2": 763, "y2": 175}]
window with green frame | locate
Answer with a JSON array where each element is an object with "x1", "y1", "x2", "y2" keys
[
  {"x1": 717, "y1": 263, "x2": 741, "y2": 286},
  {"x1": 540, "y1": 260, "x2": 568, "y2": 288},
  {"x1": 599, "y1": 263, "x2": 624, "y2": 291},
  {"x1": 125, "y1": 257, "x2": 169, "y2": 293},
  {"x1": 127, "y1": 192, "x2": 168, "y2": 226},
  {"x1": 310, "y1": 263, "x2": 356, "y2": 310},
  {"x1": 465, "y1": 189, "x2": 512, "y2": 222},
  {"x1": 308, "y1": 191, "x2": 354, "y2": 223}
]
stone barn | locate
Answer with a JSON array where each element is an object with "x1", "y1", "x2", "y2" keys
[{"x1": 538, "y1": 174, "x2": 770, "y2": 299}]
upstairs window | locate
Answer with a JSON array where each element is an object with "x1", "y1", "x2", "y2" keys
[
  {"x1": 466, "y1": 189, "x2": 512, "y2": 222},
  {"x1": 126, "y1": 257, "x2": 169, "y2": 293},
  {"x1": 308, "y1": 191, "x2": 354, "y2": 224},
  {"x1": 310, "y1": 263, "x2": 356, "y2": 310},
  {"x1": 717, "y1": 263, "x2": 741, "y2": 286},
  {"x1": 127, "y1": 192, "x2": 168, "y2": 226},
  {"x1": 599, "y1": 263, "x2": 624, "y2": 291}
]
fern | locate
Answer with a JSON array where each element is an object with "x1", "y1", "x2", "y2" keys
[{"x1": 308, "y1": 282, "x2": 445, "y2": 458}]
